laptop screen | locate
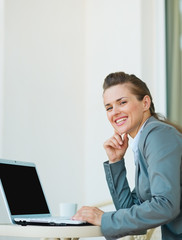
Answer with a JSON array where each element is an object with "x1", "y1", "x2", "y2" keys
[{"x1": 0, "y1": 161, "x2": 50, "y2": 216}]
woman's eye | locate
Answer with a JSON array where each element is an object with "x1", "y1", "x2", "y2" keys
[
  {"x1": 120, "y1": 101, "x2": 127, "y2": 105},
  {"x1": 106, "y1": 107, "x2": 112, "y2": 111}
]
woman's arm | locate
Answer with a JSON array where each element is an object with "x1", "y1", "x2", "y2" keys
[
  {"x1": 104, "y1": 159, "x2": 138, "y2": 209},
  {"x1": 101, "y1": 125, "x2": 182, "y2": 239}
]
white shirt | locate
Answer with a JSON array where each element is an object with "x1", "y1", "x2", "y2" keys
[{"x1": 131, "y1": 119, "x2": 149, "y2": 164}]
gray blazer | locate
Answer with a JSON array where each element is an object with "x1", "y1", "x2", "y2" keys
[{"x1": 101, "y1": 117, "x2": 182, "y2": 240}]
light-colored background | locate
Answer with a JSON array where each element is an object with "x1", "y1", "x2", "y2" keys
[{"x1": 0, "y1": 0, "x2": 166, "y2": 239}]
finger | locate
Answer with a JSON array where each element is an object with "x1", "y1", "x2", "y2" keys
[
  {"x1": 105, "y1": 132, "x2": 124, "y2": 148},
  {"x1": 123, "y1": 133, "x2": 129, "y2": 147},
  {"x1": 73, "y1": 207, "x2": 103, "y2": 226},
  {"x1": 113, "y1": 133, "x2": 123, "y2": 145},
  {"x1": 72, "y1": 206, "x2": 90, "y2": 220},
  {"x1": 104, "y1": 138, "x2": 122, "y2": 149},
  {"x1": 111, "y1": 137, "x2": 122, "y2": 149}
]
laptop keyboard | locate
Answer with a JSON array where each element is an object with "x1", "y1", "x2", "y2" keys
[{"x1": 14, "y1": 216, "x2": 86, "y2": 225}]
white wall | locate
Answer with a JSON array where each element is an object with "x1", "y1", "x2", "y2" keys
[
  {"x1": 3, "y1": 0, "x2": 85, "y2": 215},
  {"x1": 141, "y1": 0, "x2": 166, "y2": 116},
  {"x1": 0, "y1": 1, "x2": 166, "y2": 239}
]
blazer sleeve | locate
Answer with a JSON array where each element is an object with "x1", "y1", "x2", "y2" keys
[
  {"x1": 103, "y1": 160, "x2": 139, "y2": 209},
  {"x1": 101, "y1": 124, "x2": 182, "y2": 239}
]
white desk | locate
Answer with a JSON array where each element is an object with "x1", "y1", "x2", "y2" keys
[{"x1": 0, "y1": 225, "x2": 102, "y2": 239}]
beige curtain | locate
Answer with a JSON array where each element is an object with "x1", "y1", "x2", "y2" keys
[{"x1": 166, "y1": 0, "x2": 182, "y2": 126}]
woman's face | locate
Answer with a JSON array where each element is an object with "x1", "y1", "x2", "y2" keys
[{"x1": 103, "y1": 84, "x2": 151, "y2": 138}]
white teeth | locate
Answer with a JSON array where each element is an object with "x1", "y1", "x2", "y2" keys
[{"x1": 116, "y1": 118, "x2": 127, "y2": 123}]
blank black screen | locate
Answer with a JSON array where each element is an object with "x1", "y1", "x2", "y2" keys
[{"x1": 0, "y1": 163, "x2": 50, "y2": 215}]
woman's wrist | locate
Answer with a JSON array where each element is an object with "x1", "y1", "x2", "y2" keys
[
  {"x1": 109, "y1": 157, "x2": 123, "y2": 164},
  {"x1": 109, "y1": 155, "x2": 124, "y2": 164}
]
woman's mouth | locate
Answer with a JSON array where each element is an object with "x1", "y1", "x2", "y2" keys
[{"x1": 115, "y1": 117, "x2": 128, "y2": 126}]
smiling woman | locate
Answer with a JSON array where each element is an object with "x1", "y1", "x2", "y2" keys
[
  {"x1": 103, "y1": 72, "x2": 182, "y2": 133},
  {"x1": 103, "y1": 84, "x2": 151, "y2": 138},
  {"x1": 103, "y1": 72, "x2": 156, "y2": 120},
  {"x1": 73, "y1": 72, "x2": 182, "y2": 240}
]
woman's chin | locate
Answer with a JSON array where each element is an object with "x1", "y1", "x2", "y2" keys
[{"x1": 114, "y1": 128, "x2": 126, "y2": 136}]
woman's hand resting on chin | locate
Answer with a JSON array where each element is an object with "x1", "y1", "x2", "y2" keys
[
  {"x1": 103, "y1": 133, "x2": 129, "y2": 163},
  {"x1": 72, "y1": 206, "x2": 104, "y2": 226}
]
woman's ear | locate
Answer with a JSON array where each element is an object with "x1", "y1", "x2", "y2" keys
[{"x1": 143, "y1": 95, "x2": 151, "y2": 111}]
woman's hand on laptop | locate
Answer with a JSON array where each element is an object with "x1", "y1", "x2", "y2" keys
[{"x1": 72, "y1": 206, "x2": 104, "y2": 226}]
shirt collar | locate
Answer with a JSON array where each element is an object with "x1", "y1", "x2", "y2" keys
[{"x1": 131, "y1": 118, "x2": 149, "y2": 153}]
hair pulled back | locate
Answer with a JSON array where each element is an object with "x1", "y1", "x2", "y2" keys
[
  {"x1": 103, "y1": 72, "x2": 182, "y2": 133},
  {"x1": 103, "y1": 72, "x2": 157, "y2": 119}
]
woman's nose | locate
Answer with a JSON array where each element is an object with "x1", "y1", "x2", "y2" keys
[{"x1": 112, "y1": 105, "x2": 120, "y2": 115}]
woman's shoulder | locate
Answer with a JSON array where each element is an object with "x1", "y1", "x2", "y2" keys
[
  {"x1": 144, "y1": 116, "x2": 181, "y2": 134},
  {"x1": 138, "y1": 117, "x2": 182, "y2": 164},
  {"x1": 139, "y1": 116, "x2": 182, "y2": 147}
]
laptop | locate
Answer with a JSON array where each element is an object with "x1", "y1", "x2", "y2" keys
[{"x1": 0, "y1": 159, "x2": 86, "y2": 226}]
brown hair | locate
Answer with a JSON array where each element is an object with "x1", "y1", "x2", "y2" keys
[{"x1": 103, "y1": 72, "x2": 182, "y2": 133}]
